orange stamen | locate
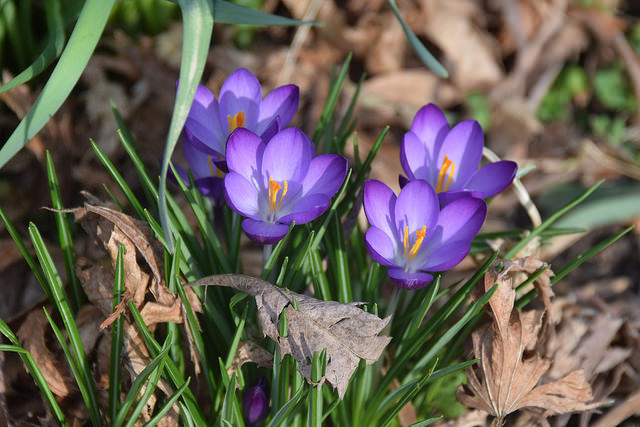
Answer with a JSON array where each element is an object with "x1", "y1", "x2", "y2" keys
[
  {"x1": 436, "y1": 155, "x2": 456, "y2": 192},
  {"x1": 405, "y1": 225, "x2": 427, "y2": 261},
  {"x1": 268, "y1": 177, "x2": 288, "y2": 213},
  {"x1": 403, "y1": 226, "x2": 409, "y2": 257},
  {"x1": 227, "y1": 111, "x2": 246, "y2": 133}
]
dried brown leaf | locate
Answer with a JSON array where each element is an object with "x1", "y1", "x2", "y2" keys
[
  {"x1": 17, "y1": 310, "x2": 75, "y2": 397},
  {"x1": 457, "y1": 262, "x2": 604, "y2": 422},
  {"x1": 228, "y1": 341, "x2": 274, "y2": 376},
  {"x1": 189, "y1": 274, "x2": 391, "y2": 398}
]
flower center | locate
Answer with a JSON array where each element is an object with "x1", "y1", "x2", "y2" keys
[
  {"x1": 436, "y1": 155, "x2": 455, "y2": 193},
  {"x1": 227, "y1": 111, "x2": 246, "y2": 133},
  {"x1": 403, "y1": 225, "x2": 427, "y2": 262},
  {"x1": 207, "y1": 155, "x2": 225, "y2": 178},
  {"x1": 268, "y1": 177, "x2": 288, "y2": 214}
]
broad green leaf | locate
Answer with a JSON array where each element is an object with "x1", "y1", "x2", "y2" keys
[
  {"x1": 0, "y1": 0, "x2": 65, "y2": 93},
  {"x1": 0, "y1": 0, "x2": 116, "y2": 169},
  {"x1": 213, "y1": 0, "x2": 315, "y2": 26},
  {"x1": 158, "y1": 0, "x2": 213, "y2": 252}
]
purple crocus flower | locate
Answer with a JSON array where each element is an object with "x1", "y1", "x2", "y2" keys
[
  {"x1": 182, "y1": 68, "x2": 299, "y2": 167},
  {"x1": 170, "y1": 130, "x2": 225, "y2": 202},
  {"x1": 224, "y1": 127, "x2": 348, "y2": 244},
  {"x1": 243, "y1": 377, "x2": 269, "y2": 427},
  {"x1": 364, "y1": 179, "x2": 487, "y2": 289},
  {"x1": 400, "y1": 103, "x2": 517, "y2": 206}
]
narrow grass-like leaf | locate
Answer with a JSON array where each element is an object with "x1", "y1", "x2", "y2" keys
[
  {"x1": 308, "y1": 350, "x2": 324, "y2": 427},
  {"x1": 224, "y1": 303, "x2": 248, "y2": 369},
  {"x1": 313, "y1": 53, "x2": 352, "y2": 144},
  {"x1": 402, "y1": 275, "x2": 440, "y2": 340},
  {"x1": 409, "y1": 418, "x2": 442, "y2": 427},
  {"x1": 408, "y1": 285, "x2": 497, "y2": 376},
  {"x1": 0, "y1": 318, "x2": 65, "y2": 425},
  {"x1": 388, "y1": 0, "x2": 448, "y2": 78},
  {"x1": 46, "y1": 150, "x2": 83, "y2": 311},
  {"x1": 109, "y1": 244, "x2": 126, "y2": 422},
  {"x1": 0, "y1": 0, "x2": 116, "y2": 169},
  {"x1": 114, "y1": 332, "x2": 172, "y2": 427},
  {"x1": 158, "y1": 0, "x2": 213, "y2": 252},
  {"x1": 516, "y1": 225, "x2": 634, "y2": 308},
  {"x1": 143, "y1": 378, "x2": 191, "y2": 427},
  {"x1": 174, "y1": 241, "x2": 217, "y2": 400},
  {"x1": 42, "y1": 308, "x2": 94, "y2": 426},
  {"x1": 267, "y1": 384, "x2": 307, "y2": 427},
  {"x1": 127, "y1": 302, "x2": 206, "y2": 424},
  {"x1": 310, "y1": 168, "x2": 352, "y2": 251},
  {"x1": 309, "y1": 246, "x2": 332, "y2": 301},
  {"x1": 0, "y1": 0, "x2": 65, "y2": 93},
  {"x1": 30, "y1": 224, "x2": 101, "y2": 426},
  {"x1": 170, "y1": 163, "x2": 231, "y2": 272},
  {"x1": 221, "y1": 372, "x2": 244, "y2": 426},
  {"x1": 505, "y1": 179, "x2": 605, "y2": 259},
  {"x1": 261, "y1": 222, "x2": 295, "y2": 280},
  {"x1": 329, "y1": 212, "x2": 352, "y2": 302},
  {"x1": 0, "y1": 207, "x2": 47, "y2": 294},
  {"x1": 90, "y1": 139, "x2": 146, "y2": 219}
]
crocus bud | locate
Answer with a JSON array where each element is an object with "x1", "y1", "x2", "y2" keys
[{"x1": 243, "y1": 376, "x2": 269, "y2": 426}]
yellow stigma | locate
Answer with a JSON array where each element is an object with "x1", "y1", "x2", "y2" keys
[
  {"x1": 436, "y1": 155, "x2": 455, "y2": 193},
  {"x1": 268, "y1": 177, "x2": 288, "y2": 213},
  {"x1": 227, "y1": 111, "x2": 246, "y2": 133},
  {"x1": 403, "y1": 225, "x2": 427, "y2": 262}
]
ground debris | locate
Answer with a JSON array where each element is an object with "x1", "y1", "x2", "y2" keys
[
  {"x1": 188, "y1": 274, "x2": 391, "y2": 398},
  {"x1": 457, "y1": 260, "x2": 606, "y2": 425}
]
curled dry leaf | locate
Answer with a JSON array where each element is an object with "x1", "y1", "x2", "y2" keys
[
  {"x1": 188, "y1": 274, "x2": 391, "y2": 398},
  {"x1": 228, "y1": 341, "x2": 274, "y2": 376},
  {"x1": 457, "y1": 261, "x2": 605, "y2": 423},
  {"x1": 17, "y1": 310, "x2": 75, "y2": 398}
]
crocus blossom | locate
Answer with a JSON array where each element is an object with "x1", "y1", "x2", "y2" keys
[
  {"x1": 182, "y1": 68, "x2": 299, "y2": 168},
  {"x1": 400, "y1": 103, "x2": 517, "y2": 206},
  {"x1": 224, "y1": 127, "x2": 348, "y2": 244},
  {"x1": 243, "y1": 377, "x2": 269, "y2": 427},
  {"x1": 170, "y1": 129, "x2": 224, "y2": 202},
  {"x1": 364, "y1": 179, "x2": 486, "y2": 289}
]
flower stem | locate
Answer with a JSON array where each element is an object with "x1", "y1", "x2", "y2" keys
[
  {"x1": 263, "y1": 244, "x2": 273, "y2": 269},
  {"x1": 387, "y1": 287, "x2": 401, "y2": 317}
]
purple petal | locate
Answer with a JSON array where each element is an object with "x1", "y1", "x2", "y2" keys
[
  {"x1": 425, "y1": 197, "x2": 486, "y2": 251},
  {"x1": 183, "y1": 84, "x2": 226, "y2": 154},
  {"x1": 219, "y1": 68, "x2": 261, "y2": 131},
  {"x1": 278, "y1": 193, "x2": 330, "y2": 224},
  {"x1": 224, "y1": 172, "x2": 261, "y2": 219},
  {"x1": 257, "y1": 84, "x2": 299, "y2": 134},
  {"x1": 226, "y1": 128, "x2": 265, "y2": 187},
  {"x1": 388, "y1": 268, "x2": 434, "y2": 290},
  {"x1": 183, "y1": 128, "x2": 223, "y2": 157},
  {"x1": 420, "y1": 240, "x2": 470, "y2": 271},
  {"x1": 434, "y1": 120, "x2": 483, "y2": 190},
  {"x1": 195, "y1": 177, "x2": 224, "y2": 202},
  {"x1": 363, "y1": 180, "x2": 397, "y2": 240},
  {"x1": 394, "y1": 180, "x2": 438, "y2": 238},
  {"x1": 401, "y1": 131, "x2": 432, "y2": 182},
  {"x1": 301, "y1": 154, "x2": 348, "y2": 198},
  {"x1": 437, "y1": 190, "x2": 479, "y2": 208},
  {"x1": 261, "y1": 128, "x2": 314, "y2": 185},
  {"x1": 183, "y1": 133, "x2": 217, "y2": 179},
  {"x1": 259, "y1": 116, "x2": 281, "y2": 143},
  {"x1": 364, "y1": 227, "x2": 397, "y2": 267},
  {"x1": 410, "y1": 104, "x2": 449, "y2": 157},
  {"x1": 242, "y1": 219, "x2": 290, "y2": 244},
  {"x1": 465, "y1": 160, "x2": 517, "y2": 198}
]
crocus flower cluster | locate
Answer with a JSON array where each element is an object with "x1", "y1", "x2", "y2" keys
[
  {"x1": 176, "y1": 68, "x2": 300, "y2": 201},
  {"x1": 364, "y1": 103, "x2": 516, "y2": 289}
]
